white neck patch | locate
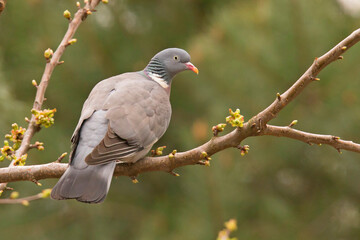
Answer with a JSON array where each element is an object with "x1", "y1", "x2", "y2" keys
[{"x1": 148, "y1": 72, "x2": 168, "y2": 88}]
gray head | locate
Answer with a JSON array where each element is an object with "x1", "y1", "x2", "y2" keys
[{"x1": 144, "y1": 48, "x2": 198, "y2": 88}]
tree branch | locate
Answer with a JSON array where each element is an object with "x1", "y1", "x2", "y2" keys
[
  {"x1": 0, "y1": 189, "x2": 51, "y2": 205},
  {"x1": 0, "y1": 0, "x2": 102, "y2": 191},
  {"x1": 262, "y1": 125, "x2": 360, "y2": 153},
  {"x1": 254, "y1": 29, "x2": 360, "y2": 125},
  {"x1": 1, "y1": 11, "x2": 360, "y2": 186}
]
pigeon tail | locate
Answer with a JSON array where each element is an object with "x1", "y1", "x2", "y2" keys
[{"x1": 50, "y1": 161, "x2": 116, "y2": 204}]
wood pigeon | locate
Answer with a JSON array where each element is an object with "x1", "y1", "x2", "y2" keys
[{"x1": 51, "y1": 48, "x2": 198, "y2": 203}]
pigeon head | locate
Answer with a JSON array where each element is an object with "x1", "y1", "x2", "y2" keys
[{"x1": 144, "y1": 48, "x2": 198, "y2": 88}]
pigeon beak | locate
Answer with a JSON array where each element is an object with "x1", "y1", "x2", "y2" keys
[{"x1": 185, "y1": 62, "x2": 199, "y2": 75}]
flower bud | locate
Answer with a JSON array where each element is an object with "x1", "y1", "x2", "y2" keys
[
  {"x1": 63, "y1": 10, "x2": 71, "y2": 20},
  {"x1": 10, "y1": 191, "x2": 19, "y2": 199},
  {"x1": 44, "y1": 48, "x2": 54, "y2": 59},
  {"x1": 68, "y1": 38, "x2": 77, "y2": 45}
]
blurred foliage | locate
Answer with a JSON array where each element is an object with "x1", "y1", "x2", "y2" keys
[{"x1": 1, "y1": 0, "x2": 360, "y2": 239}]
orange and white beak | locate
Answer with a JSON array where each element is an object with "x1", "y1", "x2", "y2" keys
[{"x1": 185, "y1": 62, "x2": 199, "y2": 75}]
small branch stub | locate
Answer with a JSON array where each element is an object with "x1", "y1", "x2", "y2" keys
[
  {"x1": 212, "y1": 123, "x2": 226, "y2": 136},
  {"x1": 276, "y1": 93, "x2": 281, "y2": 101},
  {"x1": 332, "y1": 136, "x2": 340, "y2": 141},
  {"x1": 55, "y1": 152, "x2": 68, "y2": 163},
  {"x1": 169, "y1": 171, "x2": 180, "y2": 177}
]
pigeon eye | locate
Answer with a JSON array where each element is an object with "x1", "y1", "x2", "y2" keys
[{"x1": 174, "y1": 56, "x2": 179, "y2": 61}]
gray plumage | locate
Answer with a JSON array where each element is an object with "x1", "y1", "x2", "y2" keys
[{"x1": 51, "y1": 48, "x2": 198, "y2": 203}]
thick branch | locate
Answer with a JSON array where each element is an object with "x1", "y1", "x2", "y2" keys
[
  {"x1": 2, "y1": 120, "x2": 360, "y2": 183},
  {"x1": 263, "y1": 125, "x2": 360, "y2": 153},
  {"x1": 0, "y1": 128, "x2": 246, "y2": 183},
  {"x1": 0, "y1": 0, "x2": 101, "y2": 191}
]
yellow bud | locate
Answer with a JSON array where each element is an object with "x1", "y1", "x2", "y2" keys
[
  {"x1": 21, "y1": 200, "x2": 29, "y2": 206},
  {"x1": 44, "y1": 48, "x2": 54, "y2": 59},
  {"x1": 132, "y1": 178, "x2": 139, "y2": 184},
  {"x1": 289, "y1": 120, "x2": 298, "y2": 127},
  {"x1": 10, "y1": 191, "x2": 19, "y2": 199},
  {"x1": 76, "y1": 2, "x2": 80, "y2": 7},
  {"x1": 11, "y1": 123, "x2": 18, "y2": 130},
  {"x1": 68, "y1": 38, "x2": 77, "y2": 45},
  {"x1": 41, "y1": 189, "x2": 52, "y2": 198},
  {"x1": 32, "y1": 80, "x2": 37, "y2": 87},
  {"x1": 224, "y1": 219, "x2": 237, "y2": 232},
  {"x1": 37, "y1": 146, "x2": 45, "y2": 151},
  {"x1": 102, "y1": 0, "x2": 109, "y2": 3},
  {"x1": 63, "y1": 10, "x2": 71, "y2": 19}
]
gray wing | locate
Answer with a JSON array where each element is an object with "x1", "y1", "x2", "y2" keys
[
  {"x1": 85, "y1": 78, "x2": 172, "y2": 165},
  {"x1": 70, "y1": 73, "x2": 142, "y2": 162}
]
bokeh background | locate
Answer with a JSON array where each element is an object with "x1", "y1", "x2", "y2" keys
[{"x1": 1, "y1": 0, "x2": 360, "y2": 239}]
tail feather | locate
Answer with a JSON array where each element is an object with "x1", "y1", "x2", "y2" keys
[{"x1": 51, "y1": 162, "x2": 116, "y2": 204}]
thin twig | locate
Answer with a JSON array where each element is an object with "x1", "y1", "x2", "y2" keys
[
  {"x1": 254, "y1": 29, "x2": 360, "y2": 125},
  {"x1": 0, "y1": 0, "x2": 102, "y2": 191},
  {"x1": 262, "y1": 125, "x2": 360, "y2": 153},
  {"x1": 0, "y1": 194, "x2": 42, "y2": 204},
  {"x1": 0, "y1": 189, "x2": 50, "y2": 205}
]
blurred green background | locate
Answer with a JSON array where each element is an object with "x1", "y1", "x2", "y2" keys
[{"x1": 1, "y1": 0, "x2": 360, "y2": 239}]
